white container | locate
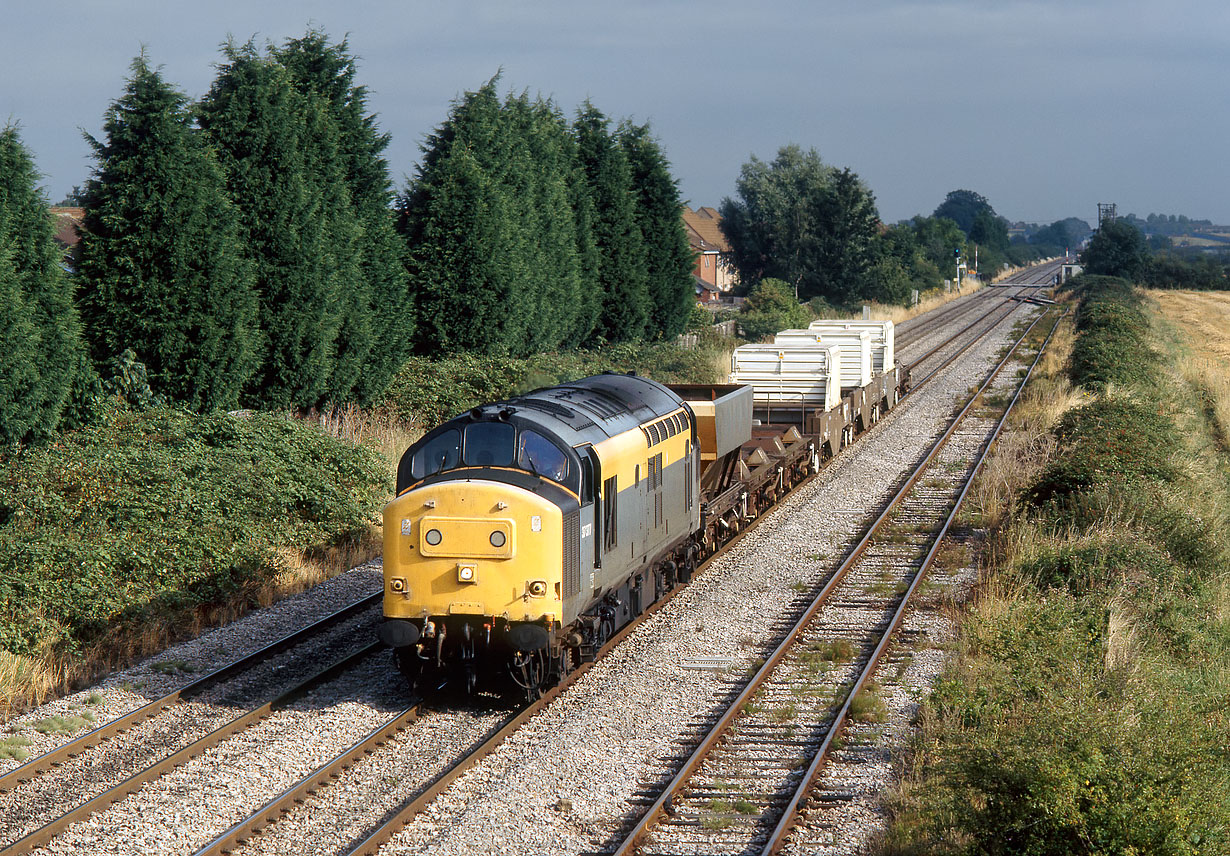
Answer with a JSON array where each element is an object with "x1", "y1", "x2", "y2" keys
[
  {"x1": 776, "y1": 327, "x2": 872, "y2": 389},
  {"x1": 730, "y1": 343, "x2": 842, "y2": 411},
  {"x1": 807, "y1": 319, "x2": 894, "y2": 374}
]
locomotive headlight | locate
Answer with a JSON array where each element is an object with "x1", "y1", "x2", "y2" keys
[
  {"x1": 489, "y1": 530, "x2": 506, "y2": 548},
  {"x1": 390, "y1": 577, "x2": 406, "y2": 593},
  {"x1": 528, "y1": 580, "x2": 548, "y2": 597},
  {"x1": 457, "y1": 563, "x2": 478, "y2": 583},
  {"x1": 425, "y1": 528, "x2": 443, "y2": 546}
]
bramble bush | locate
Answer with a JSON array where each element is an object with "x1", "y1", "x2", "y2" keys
[
  {"x1": 0, "y1": 403, "x2": 387, "y2": 657},
  {"x1": 1024, "y1": 396, "x2": 1177, "y2": 505},
  {"x1": 879, "y1": 282, "x2": 1230, "y2": 855},
  {"x1": 1067, "y1": 275, "x2": 1159, "y2": 389}
]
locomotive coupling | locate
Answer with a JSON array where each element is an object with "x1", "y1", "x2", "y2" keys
[{"x1": 379, "y1": 619, "x2": 421, "y2": 648}]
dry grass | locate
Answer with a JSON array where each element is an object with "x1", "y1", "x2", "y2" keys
[
  {"x1": 963, "y1": 315, "x2": 1081, "y2": 529},
  {"x1": 314, "y1": 403, "x2": 422, "y2": 476},
  {"x1": 1150, "y1": 290, "x2": 1230, "y2": 447},
  {"x1": 1104, "y1": 596, "x2": 1140, "y2": 673},
  {"x1": 865, "y1": 278, "x2": 988, "y2": 326}
]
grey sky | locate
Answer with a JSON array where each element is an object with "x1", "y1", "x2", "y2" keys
[{"x1": 3, "y1": 0, "x2": 1227, "y2": 225}]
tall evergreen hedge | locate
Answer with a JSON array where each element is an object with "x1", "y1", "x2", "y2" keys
[
  {"x1": 274, "y1": 31, "x2": 413, "y2": 404},
  {"x1": 0, "y1": 125, "x2": 87, "y2": 444},
  {"x1": 77, "y1": 55, "x2": 259, "y2": 412},
  {"x1": 198, "y1": 41, "x2": 360, "y2": 410},
  {"x1": 619, "y1": 121, "x2": 695, "y2": 339},
  {"x1": 574, "y1": 103, "x2": 650, "y2": 343},
  {"x1": 402, "y1": 80, "x2": 594, "y2": 356}
]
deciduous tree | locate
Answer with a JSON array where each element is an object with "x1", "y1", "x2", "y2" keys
[
  {"x1": 933, "y1": 189, "x2": 995, "y2": 236},
  {"x1": 720, "y1": 146, "x2": 882, "y2": 305},
  {"x1": 1081, "y1": 220, "x2": 1150, "y2": 281}
]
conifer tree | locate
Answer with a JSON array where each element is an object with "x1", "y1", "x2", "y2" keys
[
  {"x1": 401, "y1": 80, "x2": 533, "y2": 354},
  {"x1": 0, "y1": 124, "x2": 86, "y2": 441},
  {"x1": 508, "y1": 93, "x2": 585, "y2": 351},
  {"x1": 77, "y1": 54, "x2": 258, "y2": 411},
  {"x1": 0, "y1": 241, "x2": 40, "y2": 444},
  {"x1": 273, "y1": 30, "x2": 412, "y2": 403},
  {"x1": 619, "y1": 121, "x2": 695, "y2": 339},
  {"x1": 198, "y1": 40, "x2": 359, "y2": 409},
  {"x1": 566, "y1": 144, "x2": 602, "y2": 343},
  {"x1": 573, "y1": 104, "x2": 649, "y2": 343}
]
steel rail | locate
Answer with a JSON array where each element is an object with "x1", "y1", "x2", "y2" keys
[
  {"x1": 894, "y1": 285, "x2": 1006, "y2": 348},
  {"x1": 0, "y1": 642, "x2": 382, "y2": 856},
  {"x1": 335, "y1": 453, "x2": 821, "y2": 856},
  {"x1": 759, "y1": 307, "x2": 1068, "y2": 856},
  {"x1": 191, "y1": 699, "x2": 425, "y2": 856},
  {"x1": 900, "y1": 285, "x2": 1038, "y2": 371},
  {"x1": 609, "y1": 302, "x2": 1057, "y2": 856},
  {"x1": 0, "y1": 591, "x2": 381, "y2": 795}
]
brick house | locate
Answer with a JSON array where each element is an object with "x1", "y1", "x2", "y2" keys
[{"x1": 682, "y1": 205, "x2": 738, "y2": 301}]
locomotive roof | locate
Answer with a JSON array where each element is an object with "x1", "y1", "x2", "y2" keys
[{"x1": 491, "y1": 372, "x2": 685, "y2": 448}]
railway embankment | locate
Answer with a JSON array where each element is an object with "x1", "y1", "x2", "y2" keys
[
  {"x1": 0, "y1": 407, "x2": 389, "y2": 720},
  {"x1": 878, "y1": 278, "x2": 1230, "y2": 854}
]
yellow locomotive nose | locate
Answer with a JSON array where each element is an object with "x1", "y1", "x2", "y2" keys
[{"x1": 383, "y1": 480, "x2": 563, "y2": 626}]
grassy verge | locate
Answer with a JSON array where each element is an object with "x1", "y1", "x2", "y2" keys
[
  {"x1": 0, "y1": 404, "x2": 389, "y2": 719},
  {"x1": 878, "y1": 280, "x2": 1230, "y2": 854}
]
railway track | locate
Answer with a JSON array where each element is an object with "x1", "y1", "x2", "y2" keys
[
  {"x1": 0, "y1": 593, "x2": 386, "y2": 853},
  {"x1": 895, "y1": 285, "x2": 1007, "y2": 351},
  {"x1": 608, "y1": 309, "x2": 1063, "y2": 856},
  {"x1": 2, "y1": 278, "x2": 1054, "y2": 856}
]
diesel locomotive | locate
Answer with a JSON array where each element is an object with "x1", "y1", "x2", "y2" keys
[{"x1": 379, "y1": 373, "x2": 725, "y2": 696}]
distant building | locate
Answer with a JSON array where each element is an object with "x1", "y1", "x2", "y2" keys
[
  {"x1": 49, "y1": 207, "x2": 84, "y2": 273},
  {"x1": 682, "y1": 205, "x2": 738, "y2": 302}
]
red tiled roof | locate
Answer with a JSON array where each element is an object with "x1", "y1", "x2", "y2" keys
[{"x1": 682, "y1": 205, "x2": 730, "y2": 254}]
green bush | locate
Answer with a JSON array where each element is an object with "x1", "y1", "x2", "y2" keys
[
  {"x1": 888, "y1": 589, "x2": 1227, "y2": 855},
  {"x1": 0, "y1": 404, "x2": 387, "y2": 656},
  {"x1": 1016, "y1": 536, "x2": 1177, "y2": 596},
  {"x1": 1068, "y1": 277, "x2": 1160, "y2": 390},
  {"x1": 881, "y1": 275, "x2": 1230, "y2": 855},
  {"x1": 1025, "y1": 397, "x2": 1176, "y2": 505},
  {"x1": 738, "y1": 278, "x2": 811, "y2": 341}
]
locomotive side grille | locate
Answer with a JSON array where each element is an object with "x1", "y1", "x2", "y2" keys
[{"x1": 563, "y1": 510, "x2": 581, "y2": 598}]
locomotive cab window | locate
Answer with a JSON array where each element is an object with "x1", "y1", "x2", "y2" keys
[
  {"x1": 518, "y1": 429, "x2": 571, "y2": 485},
  {"x1": 463, "y1": 422, "x2": 516, "y2": 467},
  {"x1": 410, "y1": 428, "x2": 461, "y2": 480}
]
